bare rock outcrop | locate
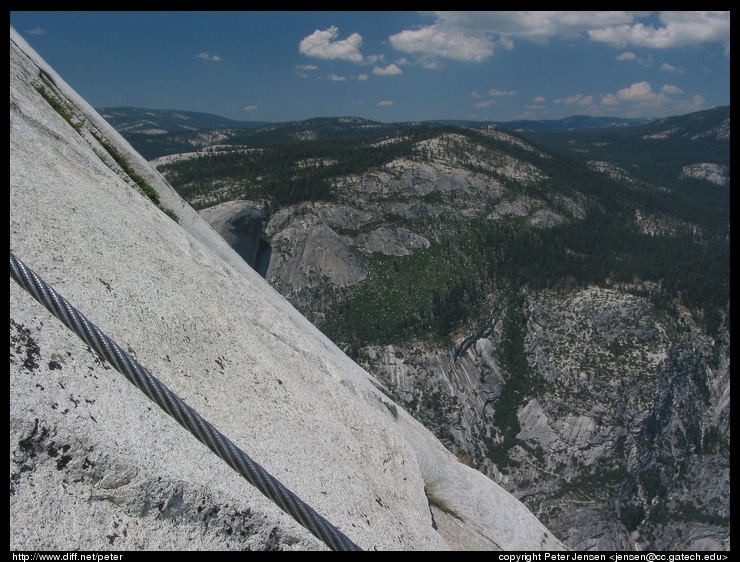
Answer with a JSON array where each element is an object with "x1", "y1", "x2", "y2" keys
[
  {"x1": 9, "y1": 26, "x2": 566, "y2": 552},
  {"x1": 199, "y1": 200, "x2": 271, "y2": 276}
]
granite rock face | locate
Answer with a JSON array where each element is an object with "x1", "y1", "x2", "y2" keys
[
  {"x1": 180, "y1": 111, "x2": 730, "y2": 551},
  {"x1": 199, "y1": 200, "x2": 271, "y2": 276},
  {"x1": 9, "y1": 26, "x2": 565, "y2": 552},
  {"x1": 362, "y1": 289, "x2": 730, "y2": 551}
]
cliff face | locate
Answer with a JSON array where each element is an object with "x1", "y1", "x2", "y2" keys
[
  {"x1": 9, "y1": 27, "x2": 565, "y2": 552},
  {"x1": 363, "y1": 289, "x2": 730, "y2": 551},
  {"x1": 198, "y1": 200, "x2": 271, "y2": 277},
  {"x1": 246, "y1": 169, "x2": 729, "y2": 550},
  {"x1": 182, "y1": 95, "x2": 729, "y2": 550}
]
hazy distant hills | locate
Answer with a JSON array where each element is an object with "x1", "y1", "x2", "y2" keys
[
  {"x1": 98, "y1": 105, "x2": 727, "y2": 138},
  {"x1": 521, "y1": 105, "x2": 730, "y2": 190},
  {"x1": 98, "y1": 106, "x2": 269, "y2": 134},
  {"x1": 98, "y1": 106, "x2": 729, "y2": 170},
  {"x1": 519, "y1": 105, "x2": 730, "y2": 149},
  {"x1": 433, "y1": 114, "x2": 655, "y2": 131},
  {"x1": 97, "y1": 106, "x2": 656, "y2": 135}
]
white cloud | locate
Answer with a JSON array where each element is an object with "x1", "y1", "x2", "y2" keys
[
  {"x1": 378, "y1": 100, "x2": 394, "y2": 106},
  {"x1": 618, "y1": 51, "x2": 656, "y2": 67},
  {"x1": 243, "y1": 105, "x2": 258, "y2": 112},
  {"x1": 196, "y1": 53, "x2": 221, "y2": 61},
  {"x1": 555, "y1": 93, "x2": 593, "y2": 106},
  {"x1": 299, "y1": 26, "x2": 364, "y2": 63},
  {"x1": 601, "y1": 93, "x2": 620, "y2": 106},
  {"x1": 417, "y1": 56, "x2": 445, "y2": 69},
  {"x1": 373, "y1": 64, "x2": 402, "y2": 76},
  {"x1": 600, "y1": 81, "x2": 676, "y2": 114},
  {"x1": 661, "y1": 84, "x2": 683, "y2": 95},
  {"x1": 659, "y1": 63, "x2": 683, "y2": 73},
  {"x1": 619, "y1": 91, "x2": 706, "y2": 116},
  {"x1": 389, "y1": 25, "x2": 494, "y2": 62},
  {"x1": 616, "y1": 51, "x2": 636, "y2": 61},
  {"x1": 295, "y1": 64, "x2": 318, "y2": 78},
  {"x1": 690, "y1": 94, "x2": 706, "y2": 106},
  {"x1": 657, "y1": 94, "x2": 705, "y2": 116},
  {"x1": 615, "y1": 81, "x2": 666, "y2": 103},
  {"x1": 366, "y1": 54, "x2": 387, "y2": 65},
  {"x1": 497, "y1": 36, "x2": 515, "y2": 50},
  {"x1": 358, "y1": 73, "x2": 368, "y2": 81},
  {"x1": 487, "y1": 88, "x2": 516, "y2": 96},
  {"x1": 428, "y1": 11, "x2": 635, "y2": 43},
  {"x1": 327, "y1": 74, "x2": 346, "y2": 81},
  {"x1": 388, "y1": 12, "x2": 729, "y2": 67},
  {"x1": 27, "y1": 26, "x2": 45, "y2": 35},
  {"x1": 471, "y1": 90, "x2": 484, "y2": 98},
  {"x1": 474, "y1": 100, "x2": 494, "y2": 108},
  {"x1": 588, "y1": 11, "x2": 730, "y2": 49},
  {"x1": 533, "y1": 95, "x2": 546, "y2": 103}
]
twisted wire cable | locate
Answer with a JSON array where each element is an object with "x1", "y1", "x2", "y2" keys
[{"x1": 10, "y1": 251, "x2": 362, "y2": 552}]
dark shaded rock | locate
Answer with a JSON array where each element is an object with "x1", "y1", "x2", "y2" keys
[{"x1": 199, "y1": 201, "x2": 271, "y2": 276}]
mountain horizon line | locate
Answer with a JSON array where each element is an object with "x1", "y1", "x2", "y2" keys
[{"x1": 98, "y1": 104, "x2": 730, "y2": 131}]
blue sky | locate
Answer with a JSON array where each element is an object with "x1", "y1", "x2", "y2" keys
[{"x1": 10, "y1": 11, "x2": 730, "y2": 123}]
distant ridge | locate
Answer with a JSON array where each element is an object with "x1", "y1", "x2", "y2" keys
[
  {"x1": 430, "y1": 114, "x2": 656, "y2": 131},
  {"x1": 98, "y1": 106, "x2": 269, "y2": 134},
  {"x1": 97, "y1": 107, "x2": 665, "y2": 136},
  {"x1": 99, "y1": 106, "x2": 729, "y2": 137}
]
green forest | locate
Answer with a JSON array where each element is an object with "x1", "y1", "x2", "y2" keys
[
  {"x1": 157, "y1": 125, "x2": 466, "y2": 209},
  {"x1": 153, "y1": 117, "x2": 729, "y2": 347}
]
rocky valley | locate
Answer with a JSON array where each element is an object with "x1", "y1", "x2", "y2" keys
[{"x1": 142, "y1": 105, "x2": 730, "y2": 551}]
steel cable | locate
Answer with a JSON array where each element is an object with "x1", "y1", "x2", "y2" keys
[{"x1": 10, "y1": 251, "x2": 362, "y2": 552}]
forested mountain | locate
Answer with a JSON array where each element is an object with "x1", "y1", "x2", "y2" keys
[
  {"x1": 99, "y1": 107, "x2": 680, "y2": 161},
  {"x1": 101, "y1": 111, "x2": 406, "y2": 160},
  {"x1": 110, "y1": 107, "x2": 730, "y2": 551},
  {"x1": 520, "y1": 106, "x2": 730, "y2": 191},
  {"x1": 99, "y1": 106, "x2": 269, "y2": 133}
]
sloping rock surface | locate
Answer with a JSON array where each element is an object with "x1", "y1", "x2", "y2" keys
[{"x1": 9, "y1": 26, "x2": 565, "y2": 552}]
